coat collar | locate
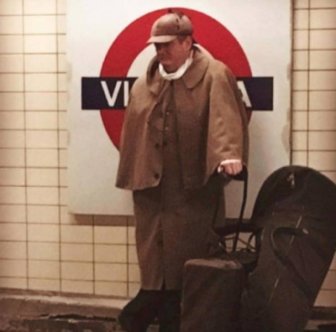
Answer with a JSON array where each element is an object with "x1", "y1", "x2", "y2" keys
[{"x1": 146, "y1": 46, "x2": 210, "y2": 96}]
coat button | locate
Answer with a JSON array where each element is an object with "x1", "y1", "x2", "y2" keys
[{"x1": 154, "y1": 173, "x2": 160, "y2": 180}]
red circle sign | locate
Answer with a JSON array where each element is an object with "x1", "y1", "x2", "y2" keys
[{"x1": 100, "y1": 8, "x2": 252, "y2": 149}]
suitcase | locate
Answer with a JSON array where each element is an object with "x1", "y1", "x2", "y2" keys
[{"x1": 181, "y1": 258, "x2": 245, "y2": 332}]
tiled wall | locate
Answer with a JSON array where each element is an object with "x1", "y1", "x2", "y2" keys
[
  {"x1": 0, "y1": 0, "x2": 335, "y2": 306},
  {"x1": 292, "y1": 0, "x2": 336, "y2": 306}
]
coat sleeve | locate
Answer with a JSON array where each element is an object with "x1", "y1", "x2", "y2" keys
[{"x1": 206, "y1": 63, "x2": 249, "y2": 179}]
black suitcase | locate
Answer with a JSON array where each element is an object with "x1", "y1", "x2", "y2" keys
[{"x1": 240, "y1": 165, "x2": 336, "y2": 332}]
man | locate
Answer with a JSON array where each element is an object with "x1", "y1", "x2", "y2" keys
[{"x1": 116, "y1": 10, "x2": 248, "y2": 332}]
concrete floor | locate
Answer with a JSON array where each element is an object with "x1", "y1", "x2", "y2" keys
[{"x1": 0, "y1": 289, "x2": 335, "y2": 331}]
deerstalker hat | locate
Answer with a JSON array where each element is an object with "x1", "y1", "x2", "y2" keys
[{"x1": 147, "y1": 12, "x2": 193, "y2": 43}]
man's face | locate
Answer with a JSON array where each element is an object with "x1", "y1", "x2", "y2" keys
[{"x1": 154, "y1": 37, "x2": 192, "y2": 73}]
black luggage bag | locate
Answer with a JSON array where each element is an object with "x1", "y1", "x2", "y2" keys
[{"x1": 240, "y1": 165, "x2": 336, "y2": 332}]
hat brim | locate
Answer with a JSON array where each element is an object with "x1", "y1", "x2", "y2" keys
[{"x1": 147, "y1": 35, "x2": 177, "y2": 44}]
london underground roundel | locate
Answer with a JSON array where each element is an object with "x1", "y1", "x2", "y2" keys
[{"x1": 100, "y1": 8, "x2": 252, "y2": 149}]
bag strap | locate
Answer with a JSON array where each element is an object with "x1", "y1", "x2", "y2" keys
[{"x1": 271, "y1": 225, "x2": 313, "y2": 299}]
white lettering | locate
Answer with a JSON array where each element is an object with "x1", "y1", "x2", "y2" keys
[
  {"x1": 237, "y1": 81, "x2": 252, "y2": 108},
  {"x1": 101, "y1": 80, "x2": 122, "y2": 107}
]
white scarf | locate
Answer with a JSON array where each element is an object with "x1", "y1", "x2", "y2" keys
[{"x1": 159, "y1": 52, "x2": 193, "y2": 80}]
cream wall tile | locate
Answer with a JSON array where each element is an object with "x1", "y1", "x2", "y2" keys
[
  {"x1": 128, "y1": 225, "x2": 136, "y2": 245},
  {"x1": 0, "y1": 93, "x2": 24, "y2": 111},
  {"x1": 293, "y1": 111, "x2": 308, "y2": 129},
  {"x1": 29, "y1": 278, "x2": 60, "y2": 292},
  {"x1": 128, "y1": 282, "x2": 141, "y2": 297},
  {"x1": 315, "y1": 290, "x2": 336, "y2": 307},
  {"x1": 25, "y1": 55, "x2": 57, "y2": 73},
  {"x1": 128, "y1": 264, "x2": 140, "y2": 283},
  {"x1": 292, "y1": 151, "x2": 308, "y2": 166},
  {"x1": 0, "y1": 112, "x2": 24, "y2": 129},
  {"x1": 94, "y1": 226, "x2": 127, "y2": 244},
  {"x1": 310, "y1": 71, "x2": 336, "y2": 90},
  {"x1": 310, "y1": 50, "x2": 336, "y2": 70},
  {"x1": 293, "y1": 50, "x2": 308, "y2": 70},
  {"x1": 62, "y1": 280, "x2": 93, "y2": 294},
  {"x1": 58, "y1": 54, "x2": 66, "y2": 72},
  {"x1": 27, "y1": 205, "x2": 59, "y2": 224},
  {"x1": 26, "y1": 112, "x2": 58, "y2": 130},
  {"x1": 292, "y1": 131, "x2": 308, "y2": 150},
  {"x1": 27, "y1": 187, "x2": 59, "y2": 205},
  {"x1": 59, "y1": 187, "x2": 67, "y2": 206},
  {"x1": 0, "y1": 259, "x2": 27, "y2": 277},
  {"x1": 62, "y1": 262, "x2": 93, "y2": 280},
  {"x1": 0, "y1": 242, "x2": 26, "y2": 259},
  {"x1": 294, "y1": 0, "x2": 308, "y2": 9},
  {"x1": 311, "y1": 9, "x2": 336, "y2": 29},
  {"x1": 293, "y1": 9, "x2": 308, "y2": 29},
  {"x1": 28, "y1": 224, "x2": 59, "y2": 242},
  {"x1": 292, "y1": 71, "x2": 308, "y2": 90},
  {"x1": 0, "y1": 131, "x2": 25, "y2": 148},
  {"x1": 309, "y1": 91, "x2": 336, "y2": 111},
  {"x1": 293, "y1": 30, "x2": 308, "y2": 50},
  {"x1": 0, "y1": 187, "x2": 26, "y2": 204},
  {"x1": 57, "y1": 15, "x2": 66, "y2": 34},
  {"x1": 24, "y1": 16, "x2": 57, "y2": 34},
  {"x1": 59, "y1": 149, "x2": 67, "y2": 167},
  {"x1": 59, "y1": 169, "x2": 67, "y2": 187},
  {"x1": 95, "y1": 281, "x2": 127, "y2": 297},
  {"x1": 58, "y1": 112, "x2": 66, "y2": 130},
  {"x1": 310, "y1": 30, "x2": 336, "y2": 49},
  {"x1": 0, "y1": 277, "x2": 27, "y2": 289},
  {"x1": 26, "y1": 130, "x2": 58, "y2": 148},
  {"x1": 0, "y1": 16, "x2": 23, "y2": 34},
  {"x1": 0, "y1": 223, "x2": 26, "y2": 241},
  {"x1": 25, "y1": 92, "x2": 58, "y2": 111},
  {"x1": 29, "y1": 260, "x2": 60, "y2": 279},
  {"x1": 293, "y1": 91, "x2": 308, "y2": 111},
  {"x1": 61, "y1": 225, "x2": 93, "y2": 243},
  {"x1": 0, "y1": 149, "x2": 25, "y2": 167},
  {"x1": 0, "y1": 168, "x2": 25, "y2": 186},
  {"x1": 57, "y1": 35, "x2": 66, "y2": 53},
  {"x1": 24, "y1": 0, "x2": 57, "y2": 14},
  {"x1": 0, "y1": 205, "x2": 26, "y2": 223},
  {"x1": 26, "y1": 149, "x2": 58, "y2": 167},
  {"x1": 311, "y1": 0, "x2": 336, "y2": 8},
  {"x1": 57, "y1": 73, "x2": 67, "y2": 91},
  {"x1": 309, "y1": 111, "x2": 336, "y2": 130},
  {"x1": 0, "y1": 55, "x2": 23, "y2": 73},
  {"x1": 24, "y1": 35, "x2": 57, "y2": 53},
  {"x1": 309, "y1": 131, "x2": 336, "y2": 150},
  {"x1": 128, "y1": 245, "x2": 138, "y2": 264},
  {"x1": 323, "y1": 172, "x2": 336, "y2": 183},
  {"x1": 94, "y1": 244, "x2": 127, "y2": 263},
  {"x1": 59, "y1": 130, "x2": 67, "y2": 148},
  {"x1": 25, "y1": 74, "x2": 57, "y2": 92},
  {"x1": 95, "y1": 263, "x2": 127, "y2": 282},
  {"x1": 0, "y1": 74, "x2": 24, "y2": 92},
  {"x1": 0, "y1": 0, "x2": 23, "y2": 14},
  {"x1": 28, "y1": 242, "x2": 59, "y2": 260},
  {"x1": 0, "y1": 36, "x2": 23, "y2": 54},
  {"x1": 309, "y1": 151, "x2": 336, "y2": 170},
  {"x1": 61, "y1": 243, "x2": 93, "y2": 262},
  {"x1": 58, "y1": 92, "x2": 67, "y2": 110},
  {"x1": 27, "y1": 168, "x2": 58, "y2": 186}
]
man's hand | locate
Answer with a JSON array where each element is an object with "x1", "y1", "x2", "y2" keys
[{"x1": 217, "y1": 160, "x2": 243, "y2": 176}]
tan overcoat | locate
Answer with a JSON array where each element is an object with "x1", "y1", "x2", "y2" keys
[
  {"x1": 116, "y1": 47, "x2": 248, "y2": 290},
  {"x1": 116, "y1": 47, "x2": 248, "y2": 191}
]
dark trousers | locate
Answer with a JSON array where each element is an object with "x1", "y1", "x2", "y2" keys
[{"x1": 118, "y1": 288, "x2": 181, "y2": 332}]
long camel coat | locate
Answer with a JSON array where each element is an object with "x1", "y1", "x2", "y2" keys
[{"x1": 116, "y1": 47, "x2": 248, "y2": 289}]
